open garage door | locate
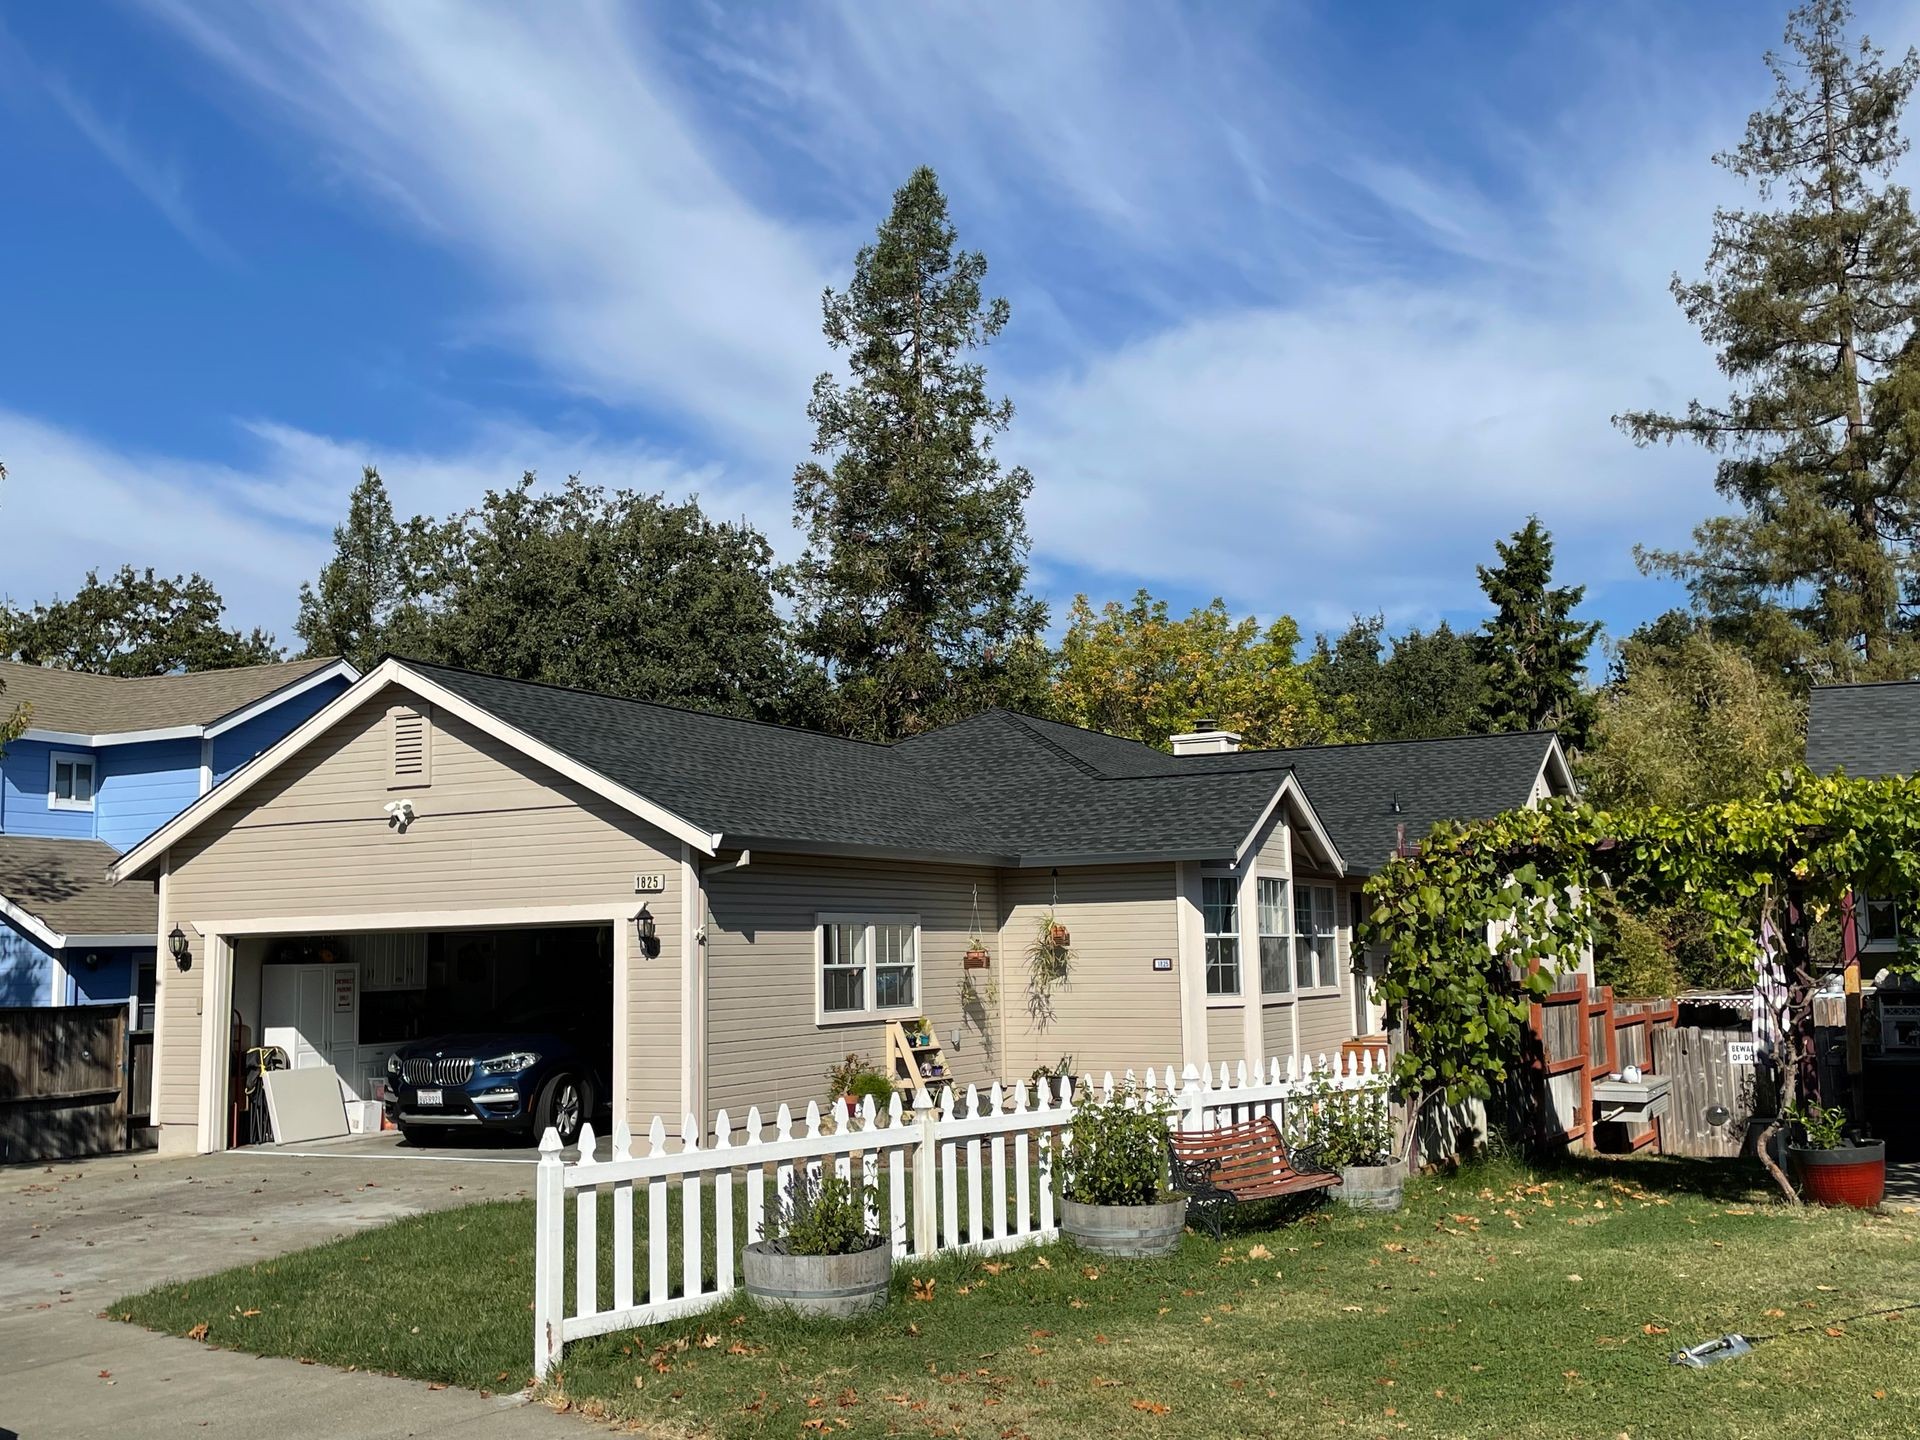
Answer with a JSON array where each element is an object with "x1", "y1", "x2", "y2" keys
[{"x1": 238, "y1": 923, "x2": 613, "y2": 1147}]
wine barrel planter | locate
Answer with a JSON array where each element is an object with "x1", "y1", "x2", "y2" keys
[
  {"x1": 1060, "y1": 1195, "x2": 1189, "y2": 1258},
  {"x1": 1789, "y1": 1140, "x2": 1887, "y2": 1209},
  {"x1": 1338, "y1": 1163, "x2": 1404, "y2": 1212},
  {"x1": 742, "y1": 1238, "x2": 891, "y2": 1317}
]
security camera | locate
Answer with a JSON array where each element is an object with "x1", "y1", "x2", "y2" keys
[{"x1": 383, "y1": 799, "x2": 416, "y2": 831}]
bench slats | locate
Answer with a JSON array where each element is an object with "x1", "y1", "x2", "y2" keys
[{"x1": 1168, "y1": 1116, "x2": 1330, "y2": 1202}]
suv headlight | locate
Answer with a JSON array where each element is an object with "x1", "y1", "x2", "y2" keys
[
  {"x1": 478, "y1": 1051, "x2": 540, "y2": 1076},
  {"x1": 386, "y1": 1053, "x2": 401, "y2": 1076}
]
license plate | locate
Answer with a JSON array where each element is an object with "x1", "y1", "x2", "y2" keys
[{"x1": 416, "y1": 1088, "x2": 443, "y2": 1107}]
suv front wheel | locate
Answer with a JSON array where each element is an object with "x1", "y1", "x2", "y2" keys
[{"x1": 537, "y1": 1073, "x2": 590, "y2": 1147}]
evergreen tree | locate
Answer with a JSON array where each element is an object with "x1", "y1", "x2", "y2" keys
[
  {"x1": 5, "y1": 566, "x2": 280, "y2": 674},
  {"x1": 294, "y1": 467, "x2": 444, "y2": 668},
  {"x1": 1309, "y1": 615, "x2": 1488, "y2": 741},
  {"x1": 1619, "y1": 0, "x2": 1920, "y2": 679},
  {"x1": 791, "y1": 166, "x2": 1048, "y2": 740},
  {"x1": 1475, "y1": 518, "x2": 1599, "y2": 740}
]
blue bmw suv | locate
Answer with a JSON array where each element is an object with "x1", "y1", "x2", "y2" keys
[{"x1": 384, "y1": 1001, "x2": 608, "y2": 1147}]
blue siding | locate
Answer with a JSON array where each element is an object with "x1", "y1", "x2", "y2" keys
[
  {"x1": 67, "y1": 947, "x2": 143, "y2": 1005},
  {"x1": 0, "y1": 739, "x2": 97, "y2": 840},
  {"x1": 211, "y1": 673, "x2": 350, "y2": 781},
  {"x1": 1, "y1": 915, "x2": 56, "y2": 1006},
  {"x1": 94, "y1": 738, "x2": 202, "y2": 851}
]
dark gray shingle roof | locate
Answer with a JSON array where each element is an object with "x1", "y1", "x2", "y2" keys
[
  {"x1": 0, "y1": 836, "x2": 156, "y2": 940},
  {"x1": 413, "y1": 664, "x2": 1296, "y2": 866},
  {"x1": 0, "y1": 658, "x2": 342, "y2": 734},
  {"x1": 412, "y1": 663, "x2": 1559, "y2": 872},
  {"x1": 1807, "y1": 681, "x2": 1920, "y2": 779}
]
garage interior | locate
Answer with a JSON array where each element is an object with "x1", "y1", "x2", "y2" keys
[{"x1": 229, "y1": 922, "x2": 612, "y2": 1146}]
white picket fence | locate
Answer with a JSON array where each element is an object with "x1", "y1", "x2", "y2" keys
[{"x1": 532, "y1": 1048, "x2": 1387, "y2": 1377}]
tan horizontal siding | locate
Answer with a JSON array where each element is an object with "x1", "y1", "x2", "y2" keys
[
  {"x1": 155, "y1": 686, "x2": 682, "y2": 1138},
  {"x1": 702, "y1": 854, "x2": 999, "y2": 1121},
  {"x1": 1262, "y1": 1003, "x2": 1295, "y2": 1066},
  {"x1": 997, "y1": 864, "x2": 1181, "y2": 1082},
  {"x1": 1205, "y1": 1006, "x2": 1247, "y2": 1075}
]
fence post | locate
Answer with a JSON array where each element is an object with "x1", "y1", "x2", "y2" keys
[
  {"x1": 533, "y1": 1126, "x2": 566, "y2": 1381},
  {"x1": 912, "y1": 1089, "x2": 937, "y2": 1255},
  {"x1": 1178, "y1": 1064, "x2": 1204, "y2": 1133}
]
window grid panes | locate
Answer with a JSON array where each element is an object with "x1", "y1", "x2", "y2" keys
[
  {"x1": 1258, "y1": 876, "x2": 1291, "y2": 996},
  {"x1": 1860, "y1": 896, "x2": 1902, "y2": 949},
  {"x1": 822, "y1": 923, "x2": 866, "y2": 1014},
  {"x1": 874, "y1": 923, "x2": 917, "y2": 1010},
  {"x1": 1294, "y1": 884, "x2": 1339, "y2": 990},
  {"x1": 820, "y1": 917, "x2": 918, "y2": 1019},
  {"x1": 1203, "y1": 876, "x2": 1241, "y2": 996}
]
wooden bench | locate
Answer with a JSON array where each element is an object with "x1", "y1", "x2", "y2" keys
[{"x1": 1167, "y1": 1115, "x2": 1339, "y2": 1238}]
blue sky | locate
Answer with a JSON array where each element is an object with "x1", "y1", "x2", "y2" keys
[{"x1": 0, "y1": 1, "x2": 1882, "y2": 654}]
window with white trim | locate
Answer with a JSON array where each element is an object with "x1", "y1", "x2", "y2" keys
[
  {"x1": 1203, "y1": 876, "x2": 1241, "y2": 997},
  {"x1": 1858, "y1": 896, "x2": 1904, "y2": 951},
  {"x1": 1258, "y1": 875, "x2": 1291, "y2": 997},
  {"x1": 49, "y1": 751, "x2": 96, "y2": 811},
  {"x1": 818, "y1": 915, "x2": 918, "y2": 1020},
  {"x1": 1294, "y1": 883, "x2": 1339, "y2": 990}
]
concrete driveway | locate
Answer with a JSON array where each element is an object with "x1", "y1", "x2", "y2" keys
[{"x1": 3, "y1": 1142, "x2": 603, "y2": 1439}]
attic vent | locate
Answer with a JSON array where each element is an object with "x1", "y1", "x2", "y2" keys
[{"x1": 389, "y1": 704, "x2": 433, "y2": 789}]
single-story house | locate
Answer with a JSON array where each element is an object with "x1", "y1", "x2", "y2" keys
[
  {"x1": 109, "y1": 658, "x2": 1573, "y2": 1156},
  {"x1": 0, "y1": 657, "x2": 358, "y2": 1015}
]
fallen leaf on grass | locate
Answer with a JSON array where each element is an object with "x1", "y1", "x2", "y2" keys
[
  {"x1": 240, "y1": 1309, "x2": 261, "y2": 1318},
  {"x1": 632, "y1": 1376, "x2": 645, "y2": 1391},
  {"x1": 982, "y1": 1262, "x2": 1009, "y2": 1276},
  {"x1": 1826, "y1": 1327, "x2": 1847, "y2": 1338},
  {"x1": 1082, "y1": 1266, "x2": 1102, "y2": 1281},
  {"x1": 1093, "y1": 1378, "x2": 1122, "y2": 1388},
  {"x1": 185, "y1": 1323, "x2": 209, "y2": 1341},
  {"x1": 1130, "y1": 1399, "x2": 1171, "y2": 1415},
  {"x1": 1247, "y1": 1244, "x2": 1273, "y2": 1260},
  {"x1": 1764, "y1": 1310, "x2": 1786, "y2": 1319},
  {"x1": 1642, "y1": 1324, "x2": 1669, "y2": 1336},
  {"x1": 1875, "y1": 1390, "x2": 1889, "y2": 1400},
  {"x1": 1029, "y1": 1255, "x2": 1051, "y2": 1271},
  {"x1": 910, "y1": 1278, "x2": 936, "y2": 1302}
]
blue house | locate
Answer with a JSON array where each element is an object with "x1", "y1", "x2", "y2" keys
[{"x1": 0, "y1": 657, "x2": 357, "y2": 1016}]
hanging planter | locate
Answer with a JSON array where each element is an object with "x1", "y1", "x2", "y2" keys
[
  {"x1": 963, "y1": 936, "x2": 992, "y2": 970},
  {"x1": 1027, "y1": 911, "x2": 1073, "y2": 1028}
]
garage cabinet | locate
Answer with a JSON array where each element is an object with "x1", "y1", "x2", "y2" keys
[{"x1": 359, "y1": 945, "x2": 427, "y2": 992}]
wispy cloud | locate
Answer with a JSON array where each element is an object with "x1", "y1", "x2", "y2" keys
[{"x1": 37, "y1": 71, "x2": 234, "y2": 262}]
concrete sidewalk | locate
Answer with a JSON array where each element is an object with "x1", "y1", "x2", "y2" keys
[{"x1": 3, "y1": 1146, "x2": 599, "y2": 1438}]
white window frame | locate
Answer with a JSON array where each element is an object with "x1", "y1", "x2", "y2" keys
[
  {"x1": 1202, "y1": 874, "x2": 1242, "y2": 1001},
  {"x1": 1294, "y1": 882, "x2": 1342, "y2": 994},
  {"x1": 1858, "y1": 894, "x2": 1903, "y2": 953},
  {"x1": 48, "y1": 750, "x2": 97, "y2": 812},
  {"x1": 1257, "y1": 874, "x2": 1293, "y2": 1003},
  {"x1": 815, "y1": 912, "x2": 921, "y2": 1025}
]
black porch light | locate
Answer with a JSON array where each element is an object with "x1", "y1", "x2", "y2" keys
[{"x1": 168, "y1": 925, "x2": 192, "y2": 971}]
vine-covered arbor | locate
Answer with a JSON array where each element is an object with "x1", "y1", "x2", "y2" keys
[{"x1": 1360, "y1": 769, "x2": 1920, "y2": 1198}]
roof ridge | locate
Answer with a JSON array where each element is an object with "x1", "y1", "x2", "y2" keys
[
  {"x1": 1810, "y1": 677, "x2": 1920, "y2": 692},
  {"x1": 0, "y1": 655, "x2": 334, "y2": 684},
  {"x1": 1234, "y1": 728, "x2": 1558, "y2": 759},
  {"x1": 395, "y1": 655, "x2": 897, "y2": 750},
  {"x1": 995, "y1": 711, "x2": 1107, "y2": 779}
]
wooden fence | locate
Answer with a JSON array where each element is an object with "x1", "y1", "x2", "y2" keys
[
  {"x1": 534, "y1": 1051, "x2": 1388, "y2": 1378},
  {"x1": 1651, "y1": 1026, "x2": 1773, "y2": 1159},
  {"x1": 0, "y1": 1004, "x2": 130, "y2": 1163},
  {"x1": 1529, "y1": 983, "x2": 1678, "y2": 1153}
]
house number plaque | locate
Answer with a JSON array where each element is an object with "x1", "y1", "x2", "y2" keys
[{"x1": 634, "y1": 873, "x2": 668, "y2": 894}]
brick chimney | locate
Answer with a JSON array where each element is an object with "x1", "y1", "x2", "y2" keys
[{"x1": 1170, "y1": 717, "x2": 1242, "y2": 755}]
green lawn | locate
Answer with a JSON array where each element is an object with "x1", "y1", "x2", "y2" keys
[{"x1": 117, "y1": 1156, "x2": 1920, "y2": 1439}]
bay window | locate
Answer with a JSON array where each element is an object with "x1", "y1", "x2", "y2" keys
[
  {"x1": 1294, "y1": 883, "x2": 1340, "y2": 990},
  {"x1": 1203, "y1": 876, "x2": 1241, "y2": 997},
  {"x1": 1258, "y1": 875, "x2": 1291, "y2": 997}
]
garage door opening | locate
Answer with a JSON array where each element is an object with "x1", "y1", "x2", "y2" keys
[{"x1": 231, "y1": 923, "x2": 613, "y2": 1150}]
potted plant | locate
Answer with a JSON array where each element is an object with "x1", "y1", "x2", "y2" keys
[
  {"x1": 1060, "y1": 1079, "x2": 1187, "y2": 1257},
  {"x1": 1027, "y1": 914, "x2": 1073, "y2": 1026},
  {"x1": 1301, "y1": 1072, "x2": 1402, "y2": 1212},
  {"x1": 1786, "y1": 1101, "x2": 1886, "y2": 1209},
  {"x1": 963, "y1": 936, "x2": 992, "y2": 970},
  {"x1": 826, "y1": 1053, "x2": 888, "y2": 1118},
  {"x1": 743, "y1": 1169, "x2": 890, "y2": 1316}
]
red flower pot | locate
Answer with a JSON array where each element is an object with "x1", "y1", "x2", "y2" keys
[{"x1": 1789, "y1": 1141, "x2": 1887, "y2": 1208}]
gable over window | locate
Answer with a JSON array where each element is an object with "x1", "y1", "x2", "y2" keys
[
  {"x1": 48, "y1": 751, "x2": 96, "y2": 812},
  {"x1": 388, "y1": 705, "x2": 433, "y2": 789}
]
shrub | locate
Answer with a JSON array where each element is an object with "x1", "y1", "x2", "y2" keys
[
  {"x1": 847, "y1": 1072, "x2": 895, "y2": 1111},
  {"x1": 825, "y1": 1052, "x2": 884, "y2": 1100},
  {"x1": 1064, "y1": 1081, "x2": 1174, "y2": 1205},
  {"x1": 1298, "y1": 1072, "x2": 1395, "y2": 1168},
  {"x1": 768, "y1": 1169, "x2": 879, "y2": 1256},
  {"x1": 1787, "y1": 1100, "x2": 1849, "y2": 1150}
]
